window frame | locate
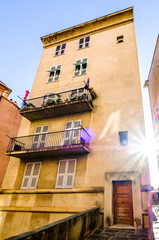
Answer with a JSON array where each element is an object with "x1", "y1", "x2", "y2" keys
[
  {"x1": 117, "y1": 35, "x2": 124, "y2": 44},
  {"x1": 78, "y1": 36, "x2": 90, "y2": 49},
  {"x1": 47, "y1": 65, "x2": 61, "y2": 83},
  {"x1": 55, "y1": 43, "x2": 66, "y2": 56},
  {"x1": 55, "y1": 159, "x2": 77, "y2": 189},
  {"x1": 21, "y1": 162, "x2": 42, "y2": 190},
  {"x1": 74, "y1": 58, "x2": 88, "y2": 77}
]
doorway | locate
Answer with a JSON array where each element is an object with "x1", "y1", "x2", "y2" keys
[{"x1": 113, "y1": 180, "x2": 133, "y2": 225}]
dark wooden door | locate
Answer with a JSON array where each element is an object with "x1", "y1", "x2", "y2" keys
[{"x1": 113, "y1": 181, "x2": 133, "y2": 225}]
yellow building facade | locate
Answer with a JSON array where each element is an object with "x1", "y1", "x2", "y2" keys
[{"x1": 0, "y1": 7, "x2": 150, "y2": 239}]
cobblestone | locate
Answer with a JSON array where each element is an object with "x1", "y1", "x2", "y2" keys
[{"x1": 87, "y1": 227, "x2": 151, "y2": 240}]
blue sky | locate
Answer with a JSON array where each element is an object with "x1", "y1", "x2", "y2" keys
[{"x1": 0, "y1": 0, "x2": 159, "y2": 106}]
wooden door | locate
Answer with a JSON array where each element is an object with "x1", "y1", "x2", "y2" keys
[{"x1": 113, "y1": 181, "x2": 133, "y2": 225}]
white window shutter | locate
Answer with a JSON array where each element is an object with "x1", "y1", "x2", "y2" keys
[
  {"x1": 21, "y1": 163, "x2": 33, "y2": 189},
  {"x1": 30, "y1": 162, "x2": 41, "y2": 189},
  {"x1": 32, "y1": 125, "x2": 49, "y2": 149},
  {"x1": 56, "y1": 160, "x2": 76, "y2": 189},
  {"x1": 72, "y1": 120, "x2": 81, "y2": 144},
  {"x1": 21, "y1": 162, "x2": 41, "y2": 190},
  {"x1": 56, "y1": 160, "x2": 67, "y2": 188},
  {"x1": 65, "y1": 160, "x2": 76, "y2": 188},
  {"x1": 63, "y1": 121, "x2": 73, "y2": 145}
]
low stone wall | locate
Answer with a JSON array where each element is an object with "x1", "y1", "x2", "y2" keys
[{"x1": 5, "y1": 207, "x2": 101, "y2": 240}]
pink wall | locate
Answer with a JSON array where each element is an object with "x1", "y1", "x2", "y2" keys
[{"x1": 0, "y1": 96, "x2": 22, "y2": 187}]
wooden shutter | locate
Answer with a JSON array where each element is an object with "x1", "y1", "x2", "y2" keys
[
  {"x1": 56, "y1": 160, "x2": 76, "y2": 189},
  {"x1": 56, "y1": 160, "x2": 67, "y2": 188},
  {"x1": 72, "y1": 120, "x2": 81, "y2": 144},
  {"x1": 63, "y1": 121, "x2": 73, "y2": 145},
  {"x1": 30, "y1": 162, "x2": 41, "y2": 189},
  {"x1": 65, "y1": 160, "x2": 76, "y2": 188},
  {"x1": 21, "y1": 162, "x2": 41, "y2": 189},
  {"x1": 32, "y1": 125, "x2": 48, "y2": 149}
]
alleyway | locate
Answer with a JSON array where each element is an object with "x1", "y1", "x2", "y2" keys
[{"x1": 87, "y1": 227, "x2": 151, "y2": 240}]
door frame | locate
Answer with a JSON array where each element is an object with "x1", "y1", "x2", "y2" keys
[{"x1": 104, "y1": 171, "x2": 142, "y2": 227}]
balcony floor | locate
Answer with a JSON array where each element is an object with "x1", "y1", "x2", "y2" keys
[
  {"x1": 6, "y1": 144, "x2": 90, "y2": 159},
  {"x1": 20, "y1": 100, "x2": 93, "y2": 121}
]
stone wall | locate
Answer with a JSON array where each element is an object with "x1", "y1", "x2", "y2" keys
[{"x1": 5, "y1": 207, "x2": 101, "y2": 240}]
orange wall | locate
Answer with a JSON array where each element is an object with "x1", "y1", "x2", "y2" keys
[{"x1": 0, "y1": 96, "x2": 22, "y2": 186}]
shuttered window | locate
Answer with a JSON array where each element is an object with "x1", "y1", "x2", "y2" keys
[
  {"x1": 32, "y1": 125, "x2": 49, "y2": 149},
  {"x1": 74, "y1": 58, "x2": 87, "y2": 76},
  {"x1": 56, "y1": 159, "x2": 76, "y2": 188},
  {"x1": 48, "y1": 65, "x2": 61, "y2": 82},
  {"x1": 63, "y1": 120, "x2": 81, "y2": 145},
  {"x1": 21, "y1": 162, "x2": 41, "y2": 189}
]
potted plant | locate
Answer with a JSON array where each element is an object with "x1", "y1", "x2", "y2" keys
[
  {"x1": 81, "y1": 93, "x2": 87, "y2": 100},
  {"x1": 23, "y1": 102, "x2": 35, "y2": 110},
  {"x1": 89, "y1": 88, "x2": 97, "y2": 100},
  {"x1": 56, "y1": 93, "x2": 62, "y2": 104},
  {"x1": 46, "y1": 99, "x2": 56, "y2": 106}
]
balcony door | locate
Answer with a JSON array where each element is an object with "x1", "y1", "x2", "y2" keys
[
  {"x1": 63, "y1": 120, "x2": 81, "y2": 145},
  {"x1": 32, "y1": 125, "x2": 49, "y2": 149}
]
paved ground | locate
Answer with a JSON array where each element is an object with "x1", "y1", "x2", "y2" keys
[{"x1": 87, "y1": 227, "x2": 151, "y2": 240}]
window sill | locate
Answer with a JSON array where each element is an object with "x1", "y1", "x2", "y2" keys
[
  {"x1": 73, "y1": 73, "x2": 87, "y2": 78},
  {"x1": 47, "y1": 80, "x2": 59, "y2": 84},
  {"x1": 77, "y1": 46, "x2": 90, "y2": 50},
  {"x1": 54, "y1": 53, "x2": 65, "y2": 57}
]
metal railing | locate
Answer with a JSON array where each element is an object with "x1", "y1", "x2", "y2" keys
[
  {"x1": 7, "y1": 128, "x2": 88, "y2": 153},
  {"x1": 21, "y1": 87, "x2": 92, "y2": 110}
]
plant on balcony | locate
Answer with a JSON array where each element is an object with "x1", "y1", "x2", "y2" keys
[
  {"x1": 46, "y1": 99, "x2": 56, "y2": 106},
  {"x1": 70, "y1": 92, "x2": 78, "y2": 101},
  {"x1": 89, "y1": 88, "x2": 97, "y2": 100},
  {"x1": 81, "y1": 93, "x2": 87, "y2": 100},
  {"x1": 56, "y1": 93, "x2": 62, "y2": 104},
  {"x1": 64, "y1": 98, "x2": 69, "y2": 103},
  {"x1": 23, "y1": 102, "x2": 35, "y2": 110}
]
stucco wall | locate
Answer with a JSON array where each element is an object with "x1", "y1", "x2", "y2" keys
[{"x1": 0, "y1": 97, "x2": 22, "y2": 187}]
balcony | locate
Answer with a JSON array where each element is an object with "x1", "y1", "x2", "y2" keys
[
  {"x1": 6, "y1": 128, "x2": 90, "y2": 159},
  {"x1": 20, "y1": 87, "x2": 95, "y2": 121}
]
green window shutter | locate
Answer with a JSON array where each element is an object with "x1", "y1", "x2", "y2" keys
[
  {"x1": 82, "y1": 58, "x2": 87, "y2": 64},
  {"x1": 56, "y1": 65, "x2": 61, "y2": 70}
]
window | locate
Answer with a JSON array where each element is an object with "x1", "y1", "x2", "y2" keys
[
  {"x1": 55, "y1": 43, "x2": 66, "y2": 56},
  {"x1": 32, "y1": 125, "x2": 49, "y2": 149},
  {"x1": 74, "y1": 58, "x2": 87, "y2": 76},
  {"x1": 63, "y1": 120, "x2": 81, "y2": 145},
  {"x1": 56, "y1": 159, "x2": 76, "y2": 188},
  {"x1": 79, "y1": 36, "x2": 90, "y2": 49},
  {"x1": 21, "y1": 162, "x2": 41, "y2": 189},
  {"x1": 48, "y1": 65, "x2": 61, "y2": 83},
  {"x1": 119, "y1": 131, "x2": 128, "y2": 146},
  {"x1": 117, "y1": 35, "x2": 124, "y2": 43}
]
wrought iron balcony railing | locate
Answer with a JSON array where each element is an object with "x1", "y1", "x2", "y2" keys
[
  {"x1": 6, "y1": 128, "x2": 90, "y2": 158},
  {"x1": 20, "y1": 87, "x2": 96, "y2": 121}
]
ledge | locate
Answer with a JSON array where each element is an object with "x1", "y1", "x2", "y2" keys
[
  {"x1": 0, "y1": 206, "x2": 88, "y2": 213},
  {"x1": 41, "y1": 7, "x2": 133, "y2": 48},
  {"x1": 0, "y1": 187, "x2": 104, "y2": 194}
]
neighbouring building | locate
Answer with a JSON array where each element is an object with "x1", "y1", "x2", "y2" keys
[
  {"x1": 0, "y1": 81, "x2": 22, "y2": 188},
  {"x1": 0, "y1": 7, "x2": 150, "y2": 239},
  {"x1": 144, "y1": 35, "x2": 159, "y2": 205}
]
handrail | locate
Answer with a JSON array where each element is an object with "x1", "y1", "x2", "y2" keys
[
  {"x1": 21, "y1": 87, "x2": 92, "y2": 110},
  {"x1": 7, "y1": 128, "x2": 88, "y2": 153}
]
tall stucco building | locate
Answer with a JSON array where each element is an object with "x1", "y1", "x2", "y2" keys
[
  {"x1": 0, "y1": 81, "x2": 22, "y2": 187},
  {"x1": 144, "y1": 35, "x2": 159, "y2": 205},
  {"x1": 0, "y1": 7, "x2": 150, "y2": 239}
]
